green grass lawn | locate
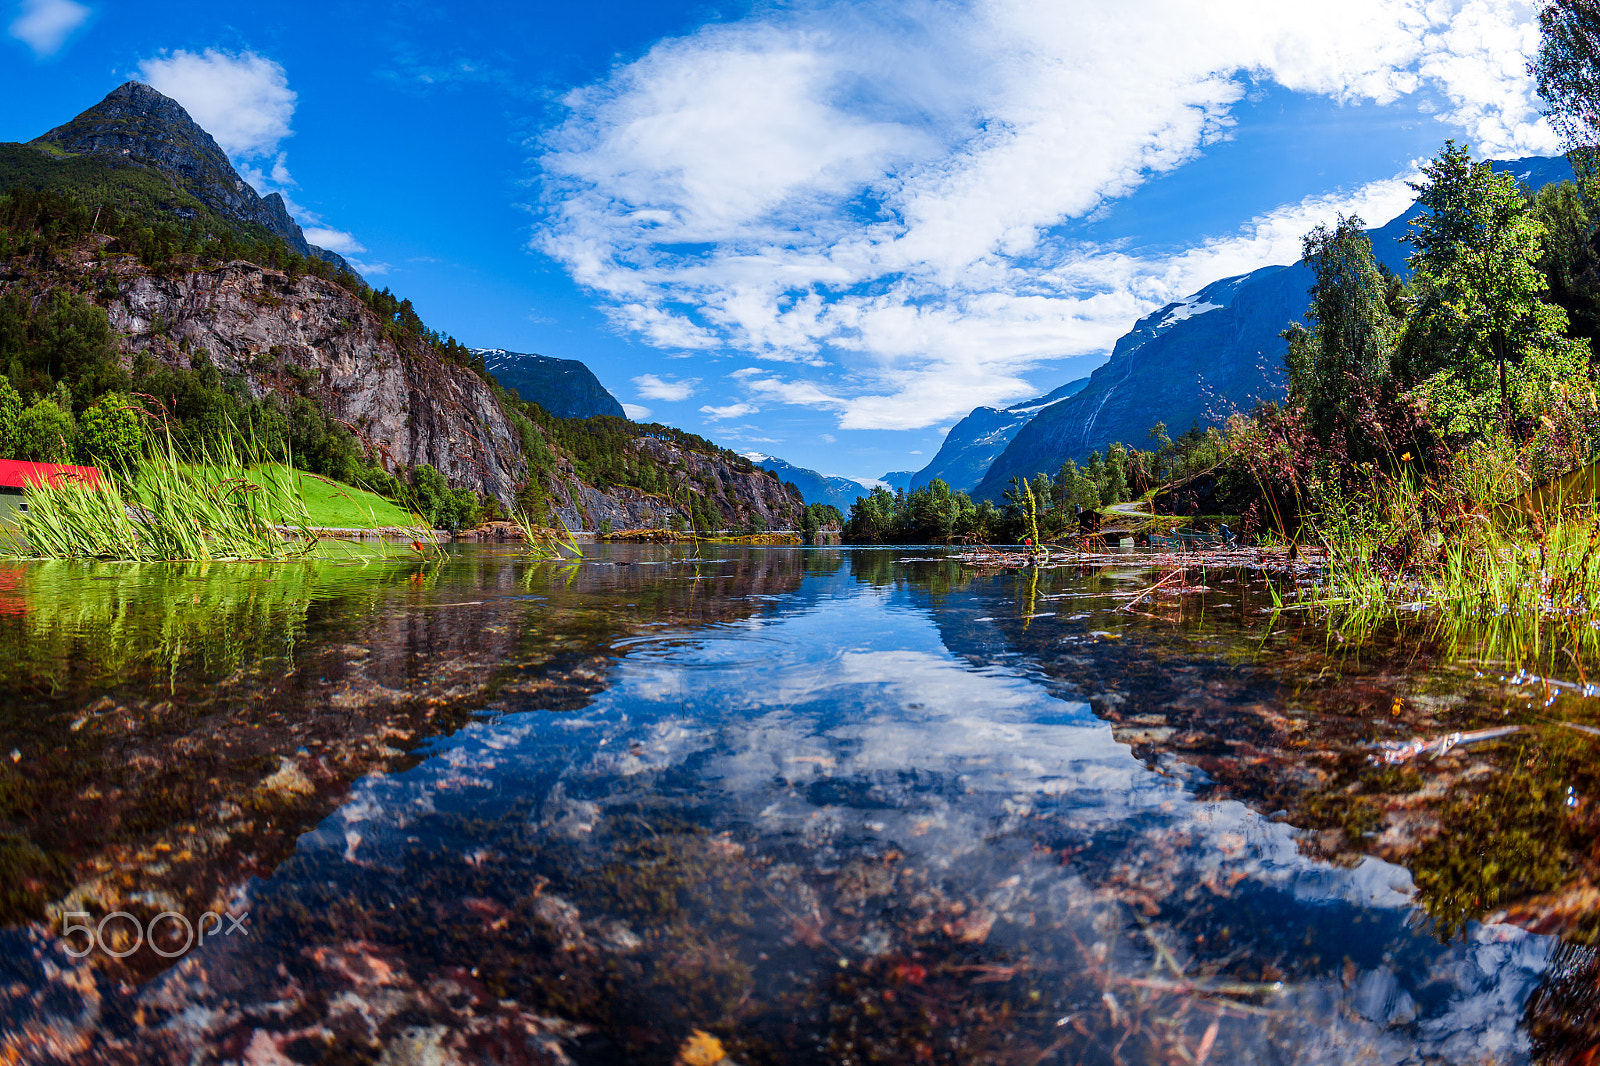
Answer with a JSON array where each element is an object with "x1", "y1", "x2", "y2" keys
[
  {"x1": 257, "y1": 465, "x2": 417, "y2": 528},
  {"x1": 162, "y1": 463, "x2": 417, "y2": 529}
]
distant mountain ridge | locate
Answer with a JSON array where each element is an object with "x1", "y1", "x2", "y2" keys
[
  {"x1": 879, "y1": 470, "x2": 915, "y2": 492},
  {"x1": 971, "y1": 155, "x2": 1576, "y2": 501},
  {"x1": 32, "y1": 82, "x2": 360, "y2": 280},
  {"x1": 910, "y1": 377, "x2": 1089, "y2": 493},
  {"x1": 472, "y1": 348, "x2": 624, "y2": 420},
  {"x1": 744, "y1": 452, "x2": 868, "y2": 511}
]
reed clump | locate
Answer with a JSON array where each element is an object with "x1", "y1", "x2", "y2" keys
[
  {"x1": 1288, "y1": 440, "x2": 1600, "y2": 669},
  {"x1": 4, "y1": 431, "x2": 319, "y2": 562},
  {"x1": 509, "y1": 510, "x2": 583, "y2": 560}
]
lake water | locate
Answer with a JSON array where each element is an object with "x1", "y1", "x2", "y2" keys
[{"x1": 0, "y1": 544, "x2": 1595, "y2": 1064}]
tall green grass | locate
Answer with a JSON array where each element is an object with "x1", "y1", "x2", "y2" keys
[
  {"x1": 510, "y1": 509, "x2": 583, "y2": 560},
  {"x1": 1290, "y1": 451, "x2": 1600, "y2": 673},
  {"x1": 4, "y1": 431, "x2": 319, "y2": 561}
]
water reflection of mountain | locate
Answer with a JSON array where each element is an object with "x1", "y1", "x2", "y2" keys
[
  {"x1": 0, "y1": 548, "x2": 812, "y2": 979},
  {"x1": 5, "y1": 549, "x2": 1596, "y2": 1063},
  {"x1": 2, "y1": 551, "x2": 1571, "y2": 1063}
]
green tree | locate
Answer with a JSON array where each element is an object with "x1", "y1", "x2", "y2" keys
[
  {"x1": 1085, "y1": 452, "x2": 1107, "y2": 506},
  {"x1": 1402, "y1": 142, "x2": 1585, "y2": 433},
  {"x1": 1530, "y1": 180, "x2": 1600, "y2": 342},
  {"x1": 1531, "y1": 1, "x2": 1600, "y2": 195},
  {"x1": 15, "y1": 397, "x2": 73, "y2": 462},
  {"x1": 1054, "y1": 459, "x2": 1082, "y2": 508},
  {"x1": 1104, "y1": 443, "x2": 1129, "y2": 504},
  {"x1": 844, "y1": 486, "x2": 898, "y2": 543},
  {"x1": 0, "y1": 377, "x2": 20, "y2": 458},
  {"x1": 1283, "y1": 215, "x2": 1402, "y2": 449},
  {"x1": 907, "y1": 478, "x2": 958, "y2": 541},
  {"x1": 76, "y1": 391, "x2": 143, "y2": 468}
]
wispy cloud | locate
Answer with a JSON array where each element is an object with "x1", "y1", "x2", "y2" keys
[
  {"x1": 632, "y1": 372, "x2": 699, "y2": 401},
  {"x1": 699, "y1": 401, "x2": 760, "y2": 421},
  {"x1": 9, "y1": 0, "x2": 89, "y2": 58},
  {"x1": 534, "y1": 0, "x2": 1557, "y2": 430},
  {"x1": 622, "y1": 403, "x2": 653, "y2": 420}
]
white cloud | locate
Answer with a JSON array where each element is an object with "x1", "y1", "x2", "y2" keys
[
  {"x1": 302, "y1": 227, "x2": 367, "y2": 255},
  {"x1": 9, "y1": 0, "x2": 88, "y2": 57},
  {"x1": 622, "y1": 403, "x2": 653, "y2": 420},
  {"x1": 137, "y1": 49, "x2": 296, "y2": 160},
  {"x1": 699, "y1": 402, "x2": 760, "y2": 420},
  {"x1": 632, "y1": 372, "x2": 699, "y2": 401},
  {"x1": 535, "y1": 0, "x2": 1558, "y2": 430},
  {"x1": 742, "y1": 374, "x2": 845, "y2": 410},
  {"x1": 1417, "y1": 1, "x2": 1560, "y2": 157}
]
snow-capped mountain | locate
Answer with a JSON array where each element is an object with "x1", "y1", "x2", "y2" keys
[
  {"x1": 907, "y1": 378, "x2": 1090, "y2": 493},
  {"x1": 473, "y1": 348, "x2": 624, "y2": 421},
  {"x1": 743, "y1": 453, "x2": 873, "y2": 511}
]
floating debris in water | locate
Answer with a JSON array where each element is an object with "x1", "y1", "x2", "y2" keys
[{"x1": 1374, "y1": 726, "x2": 1524, "y2": 764}]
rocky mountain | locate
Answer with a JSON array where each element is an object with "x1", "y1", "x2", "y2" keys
[
  {"x1": 78, "y1": 240, "x2": 527, "y2": 499},
  {"x1": 472, "y1": 348, "x2": 624, "y2": 420},
  {"x1": 33, "y1": 82, "x2": 359, "y2": 279},
  {"x1": 551, "y1": 441, "x2": 803, "y2": 532},
  {"x1": 744, "y1": 452, "x2": 867, "y2": 511},
  {"x1": 3, "y1": 233, "x2": 803, "y2": 530},
  {"x1": 911, "y1": 378, "x2": 1088, "y2": 493},
  {"x1": 972, "y1": 155, "x2": 1576, "y2": 501}
]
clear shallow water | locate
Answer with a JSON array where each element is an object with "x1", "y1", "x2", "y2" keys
[{"x1": 0, "y1": 545, "x2": 1595, "y2": 1063}]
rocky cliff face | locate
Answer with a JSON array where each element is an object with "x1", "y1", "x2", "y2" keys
[
  {"x1": 3, "y1": 237, "x2": 803, "y2": 524},
  {"x1": 4, "y1": 240, "x2": 807, "y2": 526},
  {"x1": 88, "y1": 245, "x2": 530, "y2": 501},
  {"x1": 548, "y1": 438, "x2": 804, "y2": 531},
  {"x1": 35, "y1": 82, "x2": 358, "y2": 278}
]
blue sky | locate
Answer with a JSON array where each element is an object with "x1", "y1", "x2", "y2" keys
[{"x1": 1, "y1": 0, "x2": 1562, "y2": 482}]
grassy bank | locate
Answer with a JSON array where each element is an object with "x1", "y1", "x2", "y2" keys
[
  {"x1": 2, "y1": 436, "x2": 428, "y2": 561},
  {"x1": 219, "y1": 464, "x2": 415, "y2": 530},
  {"x1": 1266, "y1": 450, "x2": 1600, "y2": 672}
]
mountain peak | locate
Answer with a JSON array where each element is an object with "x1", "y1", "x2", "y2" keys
[
  {"x1": 37, "y1": 81, "x2": 233, "y2": 182},
  {"x1": 472, "y1": 348, "x2": 625, "y2": 420},
  {"x1": 31, "y1": 81, "x2": 358, "y2": 279}
]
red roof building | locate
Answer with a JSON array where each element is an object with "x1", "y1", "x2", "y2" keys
[{"x1": 0, "y1": 460, "x2": 103, "y2": 491}]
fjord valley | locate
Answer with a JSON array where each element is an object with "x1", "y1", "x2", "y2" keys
[
  {"x1": 9, "y1": 4, "x2": 1600, "y2": 1065},
  {"x1": 0, "y1": 83, "x2": 808, "y2": 540}
]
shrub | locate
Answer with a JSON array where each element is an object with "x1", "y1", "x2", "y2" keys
[
  {"x1": 0, "y1": 378, "x2": 20, "y2": 458},
  {"x1": 76, "y1": 391, "x2": 143, "y2": 468},
  {"x1": 15, "y1": 397, "x2": 73, "y2": 462}
]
